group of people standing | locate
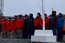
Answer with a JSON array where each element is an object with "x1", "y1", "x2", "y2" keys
[
  {"x1": 0, "y1": 13, "x2": 43, "y2": 39},
  {"x1": 45, "y1": 11, "x2": 65, "y2": 42},
  {"x1": 0, "y1": 11, "x2": 64, "y2": 42}
]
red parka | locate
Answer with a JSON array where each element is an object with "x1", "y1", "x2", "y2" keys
[
  {"x1": 45, "y1": 16, "x2": 49, "y2": 30},
  {"x1": 6, "y1": 21, "x2": 11, "y2": 31},
  {"x1": 6, "y1": 19, "x2": 14, "y2": 31},
  {"x1": 16, "y1": 18, "x2": 22, "y2": 28},
  {"x1": 21, "y1": 17, "x2": 24, "y2": 28},
  {"x1": 10, "y1": 19, "x2": 16, "y2": 30},
  {"x1": 13, "y1": 21, "x2": 16, "y2": 31},
  {"x1": 34, "y1": 16, "x2": 43, "y2": 29},
  {"x1": 2, "y1": 20, "x2": 6, "y2": 31},
  {"x1": 4, "y1": 19, "x2": 8, "y2": 31}
]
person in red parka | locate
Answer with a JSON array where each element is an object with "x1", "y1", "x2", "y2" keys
[
  {"x1": 2, "y1": 18, "x2": 6, "y2": 31},
  {"x1": 6, "y1": 17, "x2": 15, "y2": 38},
  {"x1": 12, "y1": 17, "x2": 17, "y2": 38},
  {"x1": 20, "y1": 16, "x2": 24, "y2": 38},
  {"x1": 12, "y1": 18, "x2": 16, "y2": 31},
  {"x1": 16, "y1": 16, "x2": 22, "y2": 29},
  {"x1": 6, "y1": 18, "x2": 12, "y2": 32},
  {"x1": 44, "y1": 14, "x2": 49, "y2": 30},
  {"x1": 6, "y1": 18, "x2": 11, "y2": 38},
  {"x1": 16, "y1": 16, "x2": 22, "y2": 38},
  {"x1": 9, "y1": 18, "x2": 17, "y2": 38},
  {"x1": 10, "y1": 18, "x2": 17, "y2": 31},
  {"x1": 34, "y1": 13, "x2": 43, "y2": 30},
  {"x1": 8, "y1": 17, "x2": 17, "y2": 38},
  {"x1": 2, "y1": 18, "x2": 7, "y2": 38}
]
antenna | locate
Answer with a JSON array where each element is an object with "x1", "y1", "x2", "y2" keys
[{"x1": 52, "y1": 8, "x2": 54, "y2": 11}]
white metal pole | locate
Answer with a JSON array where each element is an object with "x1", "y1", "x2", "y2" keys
[{"x1": 42, "y1": 0, "x2": 45, "y2": 30}]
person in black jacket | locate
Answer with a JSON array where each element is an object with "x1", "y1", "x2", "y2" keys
[
  {"x1": 22, "y1": 14, "x2": 29, "y2": 39},
  {"x1": 49, "y1": 11, "x2": 58, "y2": 35},
  {"x1": 28, "y1": 13, "x2": 34, "y2": 39}
]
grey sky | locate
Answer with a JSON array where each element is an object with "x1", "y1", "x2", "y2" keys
[
  {"x1": 3, "y1": 0, "x2": 65, "y2": 17},
  {"x1": 45, "y1": 0, "x2": 65, "y2": 15}
]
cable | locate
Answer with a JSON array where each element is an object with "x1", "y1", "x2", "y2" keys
[
  {"x1": 36, "y1": 0, "x2": 42, "y2": 11},
  {"x1": 38, "y1": 0, "x2": 42, "y2": 11}
]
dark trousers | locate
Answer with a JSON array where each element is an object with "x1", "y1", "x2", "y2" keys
[
  {"x1": 6, "y1": 31, "x2": 10, "y2": 38},
  {"x1": 9, "y1": 30, "x2": 17, "y2": 39},
  {"x1": 63, "y1": 31, "x2": 65, "y2": 35},
  {"x1": 57, "y1": 27, "x2": 63, "y2": 41},
  {"x1": 16, "y1": 28, "x2": 22, "y2": 39},
  {"x1": 22, "y1": 29, "x2": 28, "y2": 39},
  {"x1": 2, "y1": 30, "x2": 7, "y2": 38},
  {"x1": 22, "y1": 29, "x2": 35, "y2": 39},
  {"x1": 49, "y1": 27, "x2": 57, "y2": 35}
]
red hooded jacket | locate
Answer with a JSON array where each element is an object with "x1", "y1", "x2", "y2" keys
[
  {"x1": 13, "y1": 21, "x2": 16, "y2": 30},
  {"x1": 6, "y1": 21, "x2": 11, "y2": 31},
  {"x1": 10, "y1": 19, "x2": 16, "y2": 30},
  {"x1": 45, "y1": 16, "x2": 49, "y2": 30},
  {"x1": 21, "y1": 17, "x2": 24, "y2": 28},
  {"x1": 34, "y1": 16, "x2": 43, "y2": 29},
  {"x1": 16, "y1": 18, "x2": 22, "y2": 28},
  {"x1": 6, "y1": 19, "x2": 14, "y2": 31},
  {"x1": 2, "y1": 20, "x2": 6, "y2": 31}
]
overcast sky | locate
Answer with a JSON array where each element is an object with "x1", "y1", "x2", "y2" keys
[{"x1": 3, "y1": 0, "x2": 65, "y2": 17}]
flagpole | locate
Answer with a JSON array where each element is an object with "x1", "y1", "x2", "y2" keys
[{"x1": 42, "y1": 0, "x2": 45, "y2": 30}]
